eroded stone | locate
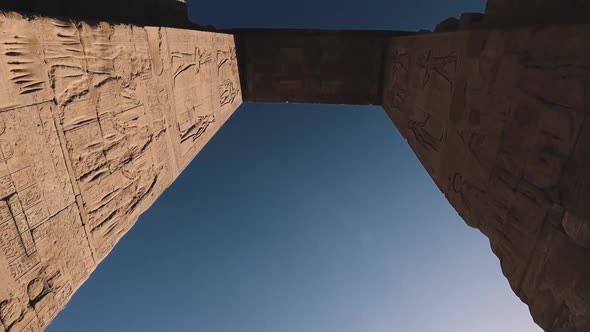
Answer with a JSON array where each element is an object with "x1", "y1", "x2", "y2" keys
[
  {"x1": 0, "y1": 12, "x2": 241, "y2": 331},
  {"x1": 382, "y1": 24, "x2": 590, "y2": 332}
]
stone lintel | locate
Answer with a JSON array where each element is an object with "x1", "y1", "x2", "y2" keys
[{"x1": 230, "y1": 29, "x2": 412, "y2": 105}]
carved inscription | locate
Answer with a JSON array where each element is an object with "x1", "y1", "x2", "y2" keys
[
  {"x1": 417, "y1": 50, "x2": 457, "y2": 91},
  {"x1": 166, "y1": 29, "x2": 241, "y2": 169},
  {"x1": 382, "y1": 26, "x2": 590, "y2": 332},
  {"x1": 386, "y1": 50, "x2": 409, "y2": 112},
  {"x1": 0, "y1": 14, "x2": 242, "y2": 332},
  {"x1": 1, "y1": 34, "x2": 45, "y2": 96},
  {"x1": 0, "y1": 15, "x2": 51, "y2": 110},
  {"x1": 217, "y1": 47, "x2": 236, "y2": 74},
  {"x1": 219, "y1": 80, "x2": 239, "y2": 106},
  {"x1": 408, "y1": 113, "x2": 444, "y2": 152},
  {"x1": 43, "y1": 19, "x2": 89, "y2": 108},
  {"x1": 179, "y1": 113, "x2": 216, "y2": 143}
]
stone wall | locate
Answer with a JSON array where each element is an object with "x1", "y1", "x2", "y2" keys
[
  {"x1": 382, "y1": 26, "x2": 590, "y2": 332},
  {"x1": 0, "y1": 12, "x2": 241, "y2": 332}
]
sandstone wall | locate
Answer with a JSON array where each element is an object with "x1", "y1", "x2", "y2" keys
[
  {"x1": 382, "y1": 26, "x2": 590, "y2": 331},
  {"x1": 0, "y1": 12, "x2": 241, "y2": 332}
]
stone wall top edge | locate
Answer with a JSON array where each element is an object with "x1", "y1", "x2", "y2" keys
[{"x1": 160, "y1": 26, "x2": 236, "y2": 37}]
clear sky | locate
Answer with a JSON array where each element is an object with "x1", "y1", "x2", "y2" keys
[{"x1": 49, "y1": 1, "x2": 543, "y2": 332}]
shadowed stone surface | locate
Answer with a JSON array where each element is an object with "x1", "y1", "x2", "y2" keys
[
  {"x1": 0, "y1": 12, "x2": 241, "y2": 331},
  {"x1": 231, "y1": 29, "x2": 409, "y2": 105},
  {"x1": 0, "y1": 0, "x2": 589, "y2": 331},
  {"x1": 381, "y1": 27, "x2": 590, "y2": 332}
]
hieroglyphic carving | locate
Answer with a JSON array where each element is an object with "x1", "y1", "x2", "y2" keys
[
  {"x1": 386, "y1": 50, "x2": 409, "y2": 112},
  {"x1": 142, "y1": 77, "x2": 178, "y2": 194},
  {"x1": 408, "y1": 113, "x2": 444, "y2": 153},
  {"x1": 0, "y1": 14, "x2": 51, "y2": 110},
  {"x1": 383, "y1": 26, "x2": 590, "y2": 332},
  {"x1": 0, "y1": 100, "x2": 86, "y2": 295},
  {"x1": 166, "y1": 28, "x2": 241, "y2": 170},
  {"x1": 169, "y1": 39, "x2": 216, "y2": 163},
  {"x1": 1, "y1": 34, "x2": 45, "y2": 96},
  {"x1": 416, "y1": 49, "x2": 457, "y2": 91},
  {"x1": 179, "y1": 113, "x2": 216, "y2": 143},
  {"x1": 216, "y1": 47, "x2": 236, "y2": 74},
  {"x1": 42, "y1": 19, "x2": 88, "y2": 109},
  {"x1": 219, "y1": 79, "x2": 239, "y2": 106},
  {"x1": 383, "y1": 34, "x2": 465, "y2": 184},
  {"x1": 172, "y1": 47, "x2": 212, "y2": 82},
  {"x1": 0, "y1": 13, "x2": 242, "y2": 332}
]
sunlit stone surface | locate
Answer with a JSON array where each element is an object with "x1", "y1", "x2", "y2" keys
[{"x1": 0, "y1": 12, "x2": 241, "y2": 331}]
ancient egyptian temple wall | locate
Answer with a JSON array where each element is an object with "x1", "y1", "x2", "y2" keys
[
  {"x1": 381, "y1": 27, "x2": 590, "y2": 331},
  {"x1": 0, "y1": 13, "x2": 241, "y2": 332}
]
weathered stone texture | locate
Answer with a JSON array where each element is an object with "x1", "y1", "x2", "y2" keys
[
  {"x1": 232, "y1": 29, "x2": 408, "y2": 105},
  {"x1": 0, "y1": 12, "x2": 241, "y2": 331},
  {"x1": 382, "y1": 26, "x2": 590, "y2": 331}
]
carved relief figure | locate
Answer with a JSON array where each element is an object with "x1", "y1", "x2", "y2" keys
[
  {"x1": 145, "y1": 81, "x2": 170, "y2": 138},
  {"x1": 43, "y1": 19, "x2": 89, "y2": 108},
  {"x1": 0, "y1": 15, "x2": 242, "y2": 332},
  {"x1": 172, "y1": 46, "x2": 212, "y2": 83},
  {"x1": 169, "y1": 40, "x2": 220, "y2": 154},
  {"x1": 417, "y1": 49, "x2": 457, "y2": 91},
  {"x1": 1, "y1": 33, "x2": 45, "y2": 95},
  {"x1": 197, "y1": 47, "x2": 213, "y2": 71},
  {"x1": 179, "y1": 113, "x2": 216, "y2": 143},
  {"x1": 217, "y1": 47, "x2": 237, "y2": 74},
  {"x1": 386, "y1": 50, "x2": 410, "y2": 112},
  {"x1": 219, "y1": 79, "x2": 239, "y2": 106},
  {"x1": 0, "y1": 16, "x2": 50, "y2": 110},
  {"x1": 408, "y1": 113, "x2": 444, "y2": 152},
  {"x1": 456, "y1": 130, "x2": 487, "y2": 168}
]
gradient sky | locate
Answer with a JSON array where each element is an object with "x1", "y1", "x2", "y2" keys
[{"x1": 49, "y1": 1, "x2": 543, "y2": 332}]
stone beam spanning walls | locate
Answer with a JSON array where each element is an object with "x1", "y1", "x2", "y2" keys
[
  {"x1": 382, "y1": 25, "x2": 590, "y2": 331},
  {"x1": 232, "y1": 29, "x2": 409, "y2": 105},
  {"x1": 0, "y1": 12, "x2": 241, "y2": 332}
]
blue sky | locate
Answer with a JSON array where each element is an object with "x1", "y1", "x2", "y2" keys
[{"x1": 49, "y1": 1, "x2": 543, "y2": 331}]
